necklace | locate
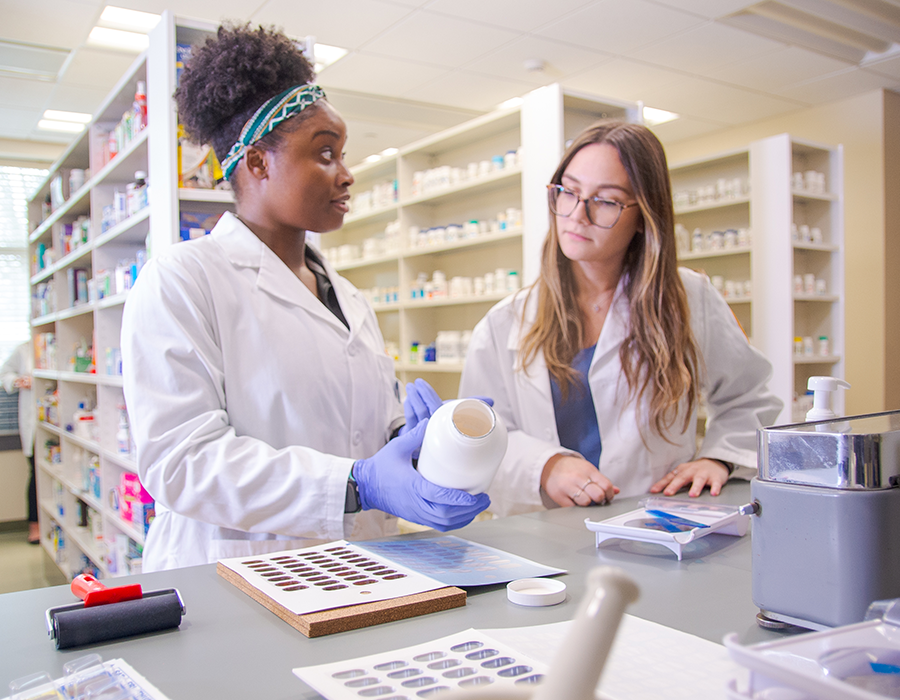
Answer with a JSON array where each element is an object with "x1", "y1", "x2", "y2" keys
[{"x1": 587, "y1": 289, "x2": 615, "y2": 314}]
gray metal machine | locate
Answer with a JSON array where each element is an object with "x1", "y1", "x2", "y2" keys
[{"x1": 752, "y1": 410, "x2": 900, "y2": 630}]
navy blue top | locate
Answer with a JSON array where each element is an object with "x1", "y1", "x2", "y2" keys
[{"x1": 550, "y1": 344, "x2": 602, "y2": 467}]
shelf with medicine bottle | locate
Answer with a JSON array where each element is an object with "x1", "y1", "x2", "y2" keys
[
  {"x1": 750, "y1": 134, "x2": 844, "y2": 422},
  {"x1": 26, "y1": 49, "x2": 154, "y2": 580},
  {"x1": 669, "y1": 135, "x2": 844, "y2": 425},
  {"x1": 324, "y1": 84, "x2": 641, "y2": 399},
  {"x1": 670, "y1": 148, "x2": 754, "y2": 338},
  {"x1": 25, "y1": 12, "x2": 232, "y2": 581}
]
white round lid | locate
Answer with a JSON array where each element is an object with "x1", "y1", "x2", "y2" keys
[{"x1": 506, "y1": 578, "x2": 567, "y2": 607}]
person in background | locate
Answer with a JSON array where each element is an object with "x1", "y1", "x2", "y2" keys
[
  {"x1": 460, "y1": 120, "x2": 782, "y2": 516},
  {"x1": 121, "y1": 23, "x2": 488, "y2": 572},
  {"x1": 0, "y1": 341, "x2": 38, "y2": 544}
]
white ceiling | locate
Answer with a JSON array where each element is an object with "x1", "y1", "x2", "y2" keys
[{"x1": 2, "y1": 0, "x2": 900, "y2": 168}]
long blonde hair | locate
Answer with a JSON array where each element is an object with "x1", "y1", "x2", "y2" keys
[{"x1": 519, "y1": 120, "x2": 701, "y2": 441}]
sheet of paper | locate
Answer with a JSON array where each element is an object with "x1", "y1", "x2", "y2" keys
[
  {"x1": 293, "y1": 628, "x2": 548, "y2": 699},
  {"x1": 217, "y1": 541, "x2": 449, "y2": 616},
  {"x1": 355, "y1": 535, "x2": 565, "y2": 586},
  {"x1": 484, "y1": 615, "x2": 746, "y2": 700},
  {"x1": 291, "y1": 615, "x2": 743, "y2": 700}
]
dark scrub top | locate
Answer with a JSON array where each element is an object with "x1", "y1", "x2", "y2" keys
[{"x1": 550, "y1": 344, "x2": 602, "y2": 466}]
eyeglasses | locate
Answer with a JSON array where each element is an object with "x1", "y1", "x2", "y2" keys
[{"x1": 547, "y1": 184, "x2": 638, "y2": 229}]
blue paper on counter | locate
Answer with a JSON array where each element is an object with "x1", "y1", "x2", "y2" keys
[
  {"x1": 644, "y1": 509, "x2": 710, "y2": 530},
  {"x1": 355, "y1": 536, "x2": 565, "y2": 587}
]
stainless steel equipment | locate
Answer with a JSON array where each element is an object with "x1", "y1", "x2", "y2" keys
[{"x1": 753, "y1": 410, "x2": 900, "y2": 630}]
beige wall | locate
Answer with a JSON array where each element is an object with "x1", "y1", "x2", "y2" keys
[
  {"x1": 885, "y1": 90, "x2": 900, "y2": 407},
  {"x1": 664, "y1": 90, "x2": 893, "y2": 415},
  {"x1": 0, "y1": 138, "x2": 64, "y2": 169},
  {"x1": 0, "y1": 450, "x2": 29, "y2": 523}
]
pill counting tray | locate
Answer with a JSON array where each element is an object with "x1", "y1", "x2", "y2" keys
[
  {"x1": 217, "y1": 541, "x2": 465, "y2": 638},
  {"x1": 584, "y1": 498, "x2": 750, "y2": 560}
]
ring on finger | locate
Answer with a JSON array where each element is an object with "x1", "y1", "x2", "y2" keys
[
  {"x1": 580, "y1": 479, "x2": 595, "y2": 492},
  {"x1": 572, "y1": 487, "x2": 584, "y2": 500}
]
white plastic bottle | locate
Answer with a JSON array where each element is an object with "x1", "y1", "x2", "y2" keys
[
  {"x1": 116, "y1": 406, "x2": 131, "y2": 456},
  {"x1": 416, "y1": 398, "x2": 508, "y2": 494}
]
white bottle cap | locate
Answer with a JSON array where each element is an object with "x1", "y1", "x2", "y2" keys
[{"x1": 507, "y1": 578, "x2": 567, "y2": 606}]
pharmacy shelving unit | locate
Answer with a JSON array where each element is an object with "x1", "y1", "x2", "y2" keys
[
  {"x1": 325, "y1": 84, "x2": 640, "y2": 398},
  {"x1": 26, "y1": 55, "x2": 152, "y2": 579},
  {"x1": 24, "y1": 12, "x2": 234, "y2": 580},
  {"x1": 670, "y1": 148, "x2": 753, "y2": 339},
  {"x1": 750, "y1": 134, "x2": 844, "y2": 423},
  {"x1": 670, "y1": 134, "x2": 844, "y2": 425}
]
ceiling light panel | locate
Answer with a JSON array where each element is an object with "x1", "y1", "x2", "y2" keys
[
  {"x1": 87, "y1": 27, "x2": 149, "y2": 53},
  {"x1": 750, "y1": 1, "x2": 889, "y2": 51},
  {"x1": 807, "y1": 0, "x2": 900, "y2": 34},
  {"x1": 0, "y1": 40, "x2": 70, "y2": 82},
  {"x1": 98, "y1": 6, "x2": 161, "y2": 34},
  {"x1": 314, "y1": 43, "x2": 348, "y2": 69},
  {"x1": 722, "y1": 0, "x2": 900, "y2": 63},
  {"x1": 37, "y1": 119, "x2": 84, "y2": 133},
  {"x1": 43, "y1": 109, "x2": 91, "y2": 123}
]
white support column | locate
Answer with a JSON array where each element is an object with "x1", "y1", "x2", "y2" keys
[
  {"x1": 520, "y1": 84, "x2": 564, "y2": 287},
  {"x1": 751, "y1": 134, "x2": 794, "y2": 424},
  {"x1": 146, "y1": 11, "x2": 179, "y2": 258}
]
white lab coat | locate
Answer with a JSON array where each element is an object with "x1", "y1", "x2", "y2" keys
[
  {"x1": 459, "y1": 268, "x2": 782, "y2": 516},
  {"x1": 1, "y1": 342, "x2": 35, "y2": 458},
  {"x1": 121, "y1": 212, "x2": 404, "y2": 571}
]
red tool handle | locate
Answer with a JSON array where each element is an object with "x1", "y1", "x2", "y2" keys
[{"x1": 72, "y1": 573, "x2": 143, "y2": 607}]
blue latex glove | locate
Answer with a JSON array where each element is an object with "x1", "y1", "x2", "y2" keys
[
  {"x1": 399, "y1": 378, "x2": 442, "y2": 436},
  {"x1": 399, "y1": 378, "x2": 495, "y2": 436},
  {"x1": 354, "y1": 420, "x2": 491, "y2": 531}
]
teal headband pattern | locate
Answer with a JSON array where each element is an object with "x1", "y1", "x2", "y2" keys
[{"x1": 221, "y1": 83, "x2": 326, "y2": 181}]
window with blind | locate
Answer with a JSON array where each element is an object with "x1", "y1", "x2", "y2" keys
[{"x1": 0, "y1": 166, "x2": 48, "y2": 365}]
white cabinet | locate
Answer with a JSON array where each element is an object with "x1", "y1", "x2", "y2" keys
[
  {"x1": 324, "y1": 85, "x2": 639, "y2": 399},
  {"x1": 671, "y1": 134, "x2": 844, "y2": 425}
]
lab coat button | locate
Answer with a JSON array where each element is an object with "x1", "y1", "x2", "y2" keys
[
  {"x1": 353, "y1": 430, "x2": 362, "y2": 445},
  {"x1": 348, "y1": 344, "x2": 357, "y2": 357}
]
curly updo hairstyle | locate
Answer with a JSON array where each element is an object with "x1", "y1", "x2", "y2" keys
[{"x1": 174, "y1": 22, "x2": 317, "y2": 195}]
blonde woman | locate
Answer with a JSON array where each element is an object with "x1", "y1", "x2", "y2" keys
[{"x1": 459, "y1": 121, "x2": 781, "y2": 516}]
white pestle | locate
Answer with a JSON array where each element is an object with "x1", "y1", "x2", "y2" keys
[
  {"x1": 530, "y1": 567, "x2": 639, "y2": 700},
  {"x1": 437, "y1": 566, "x2": 639, "y2": 700}
]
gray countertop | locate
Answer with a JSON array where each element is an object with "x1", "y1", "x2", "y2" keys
[{"x1": 0, "y1": 480, "x2": 784, "y2": 699}]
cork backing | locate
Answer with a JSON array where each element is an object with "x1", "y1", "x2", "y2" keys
[{"x1": 217, "y1": 562, "x2": 466, "y2": 637}]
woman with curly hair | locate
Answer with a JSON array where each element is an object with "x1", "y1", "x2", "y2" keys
[
  {"x1": 122, "y1": 23, "x2": 488, "y2": 571},
  {"x1": 459, "y1": 120, "x2": 782, "y2": 516}
]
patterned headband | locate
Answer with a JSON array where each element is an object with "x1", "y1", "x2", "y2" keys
[{"x1": 221, "y1": 83, "x2": 326, "y2": 182}]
